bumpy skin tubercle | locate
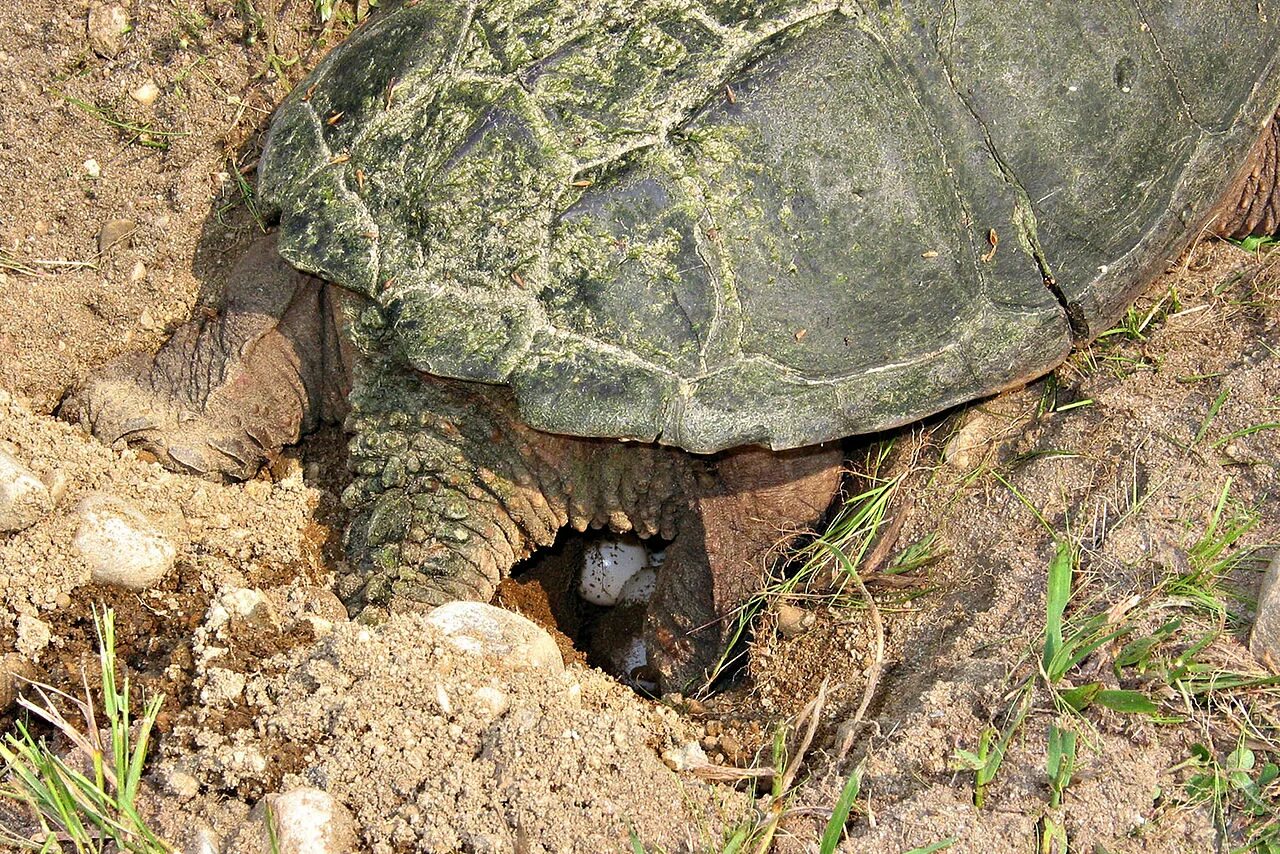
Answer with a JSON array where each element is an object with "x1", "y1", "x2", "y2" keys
[{"x1": 340, "y1": 361, "x2": 693, "y2": 609}]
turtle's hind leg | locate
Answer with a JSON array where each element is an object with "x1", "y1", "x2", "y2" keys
[
  {"x1": 1217, "y1": 108, "x2": 1280, "y2": 239},
  {"x1": 642, "y1": 445, "x2": 844, "y2": 692},
  {"x1": 62, "y1": 237, "x2": 350, "y2": 481}
]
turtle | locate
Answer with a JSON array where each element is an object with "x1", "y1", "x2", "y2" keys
[{"x1": 65, "y1": 0, "x2": 1280, "y2": 690}]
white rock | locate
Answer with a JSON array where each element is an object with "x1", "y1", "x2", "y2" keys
[
  {"x1": 662, "y1": 740, "x2": 709, "y2": 772},
  {"x1": 425, "y1": 601, "x2": 563, "y2": 672},
  {"x1": 129, "y1": 79, "x2": 159, "y2": 106},
  {"x1": 83, "y1": 159, "x2": 101, "y2": 179},
  {"x1": 251, "y1": 787, "x2": 358, "y2": 854},
  {"x1": 579, "y1": 538, "x2": 648, "y2": 605},
  {"x1": 943, "y1": 410, "x2": 1002, "y2": 471},
  {"x1": 0, "y1": 449, "x2": 51, "y2": 532},
  {"x1": 73, "y1": 494, "x2": 175, "y2": 590},
  {"x1": 617, "y1": 567, "x2": 656, "y2": 605},
  {"x1": 472, "y1": 685, "x2": 509, "y2": 720},
  {"x1": 86, "y1": 2, "x2": 129, "y2": 56}
]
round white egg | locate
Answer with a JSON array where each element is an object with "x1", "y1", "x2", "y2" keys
[
  {"x1": 579, "y1": 539, "x2": 648, "y2": 606},
  {"x1": 617, "y1": 567, "x2": 657, "y2": 606},
  {"x1": 619, "y1": 636, "x2": 647, "y2": 674}
]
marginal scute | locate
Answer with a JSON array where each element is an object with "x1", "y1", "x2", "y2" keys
[
  {"x1": 275, "y1": 166, "x2": 380, "y2": 298},
  {"x1": 259, "y1": 0, "x2": 1280, "y2": 454},
  {"x1": 389, "y1": 280, "x2": 537, "y2": 382},
  {"x1": 510, "y1": 329, "x2": 676, "y2": 442}
]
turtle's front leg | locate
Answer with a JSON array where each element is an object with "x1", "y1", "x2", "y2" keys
[
  {"x1": 62, "y1": 237, "x2": 350, "y2": 481},
  {"x1": 340, "y1": 364, "x2": 690, "y2": 611}
]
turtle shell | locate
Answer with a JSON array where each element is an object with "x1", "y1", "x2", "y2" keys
[{"x1": 259, "y1": 0, "x2": 1280, "y2": 453}]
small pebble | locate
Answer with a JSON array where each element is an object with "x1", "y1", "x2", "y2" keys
[
  {"x1": 160, "y1": 766, "x2": 201, "y2": 802},
  {"x1": 249, "y1": 787, "x2": 358, "y2": 854},
  {"x1": 425, "y1": 601, "x2": 564, "y2": 673},
  {"x1": 472, "y1": 686, "x2": 509, "y2": 720},
  {"x1": 98, "y1": 218, "x2": 137, "y2": 254},
  {"x1": 86, "y1": 2, "x2": 129, "y2": 56},
  {"x1": 83, "y1": 159, "x2": 101, "y2": 179},
  {"x1": 128, "y1": 260, "x2": 147, "y2": 282},
  {"x1": 0, "y1": 449, "x2": 52, "y2": 532},
  {"x1": 661, "y1": 740, "x2": 708, "y2": 772},
  {"x1": 775, "y1": 602, "x2": 815, "y2": 638},
  {"x1": 73, "y1": 493, "x2": 175, "y2": 590},
  {"x1": 41, "y1": 470, "x2": 69, "y2": 506},
  {"x1": 129, "y1": 79, "x2": 160, "y2": 106},
  {"x1": 718, "y1": 732, "x2": 744, "y2": 763}
]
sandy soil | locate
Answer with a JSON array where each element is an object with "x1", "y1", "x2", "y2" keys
[{"x1": 2, "y1": 2, "x2": 1279, "y2": 852}]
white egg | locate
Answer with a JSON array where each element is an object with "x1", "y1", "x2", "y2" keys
[
  {"x1": 619, "y1": 636, "x2": 648, "y2": 674},
  {"x1": 619, "y1": 637, "x2": 657, "y2": 692},
  {"x1": 617, "y1": 567, "x2": 657, "y2": 606},
  {"x1": 579, "y1": 538, "x2": 648, "y2": 606}
]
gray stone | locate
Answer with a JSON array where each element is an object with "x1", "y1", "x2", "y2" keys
[
  {"x1": 247, "y1": 787, "x2": 358, "y2": 854},
  {"x1": 86, "y1": 3, "x2": 128, "y2": 57},
  {"x1": 1251, "y1": 553, "x2": 1280, "y2": 673},
  {"x1": 97, "y1": 218, "x2": 136, "y2": 254},
  {"x1": 0, "y1": 449, "x2": 51, "y2": 533},
  {"x1": 425, "y1": 601, "x2": 563, "y2": 673},
  {"x1": 73, "y1": 493, "x2": 175, "y2": 590}
]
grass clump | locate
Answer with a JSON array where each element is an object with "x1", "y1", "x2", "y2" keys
[{"x1": 0, "y1": 608, "x2": 173, "y2": 853}]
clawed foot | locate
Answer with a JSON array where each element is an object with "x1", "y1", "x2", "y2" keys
[{"x1": 61, "y1": 238, "x2": 349, "y2": 481}]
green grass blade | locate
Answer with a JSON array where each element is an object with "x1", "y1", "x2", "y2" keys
[
  {"x1": 1042, "y1": 542, "x2": 1073, "y2": 672},
  {"x1": 1093, "y1": 689, "x2": 1159, "y2": 715},
  {"x1": 819, "y1": 764, "x2": 863, "y2": 853}
]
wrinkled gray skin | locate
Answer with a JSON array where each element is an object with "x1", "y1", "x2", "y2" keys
[{"x1": 66, "y1": 0, "x2": 1280, "y2": 689}]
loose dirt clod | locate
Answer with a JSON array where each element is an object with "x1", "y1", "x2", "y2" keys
[{"x1": 163, "y1": 611, "x2": 746, "y2": 852}]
